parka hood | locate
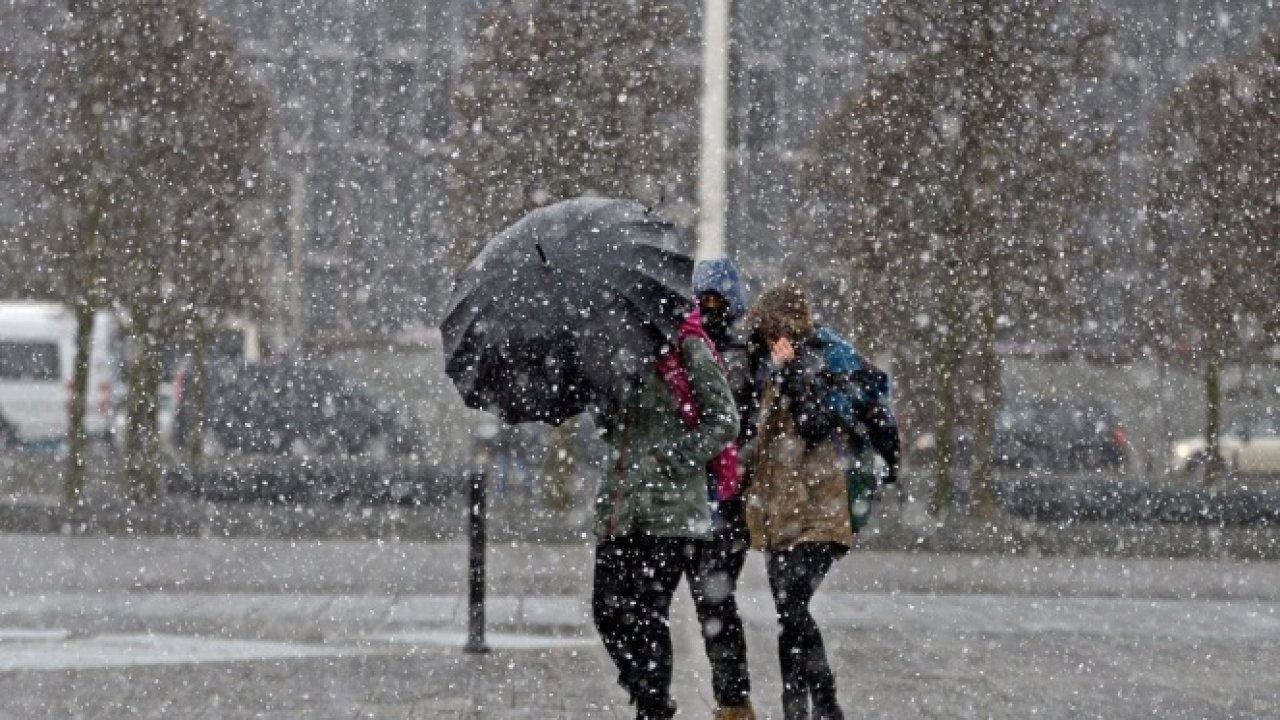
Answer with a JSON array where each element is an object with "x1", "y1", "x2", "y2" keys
[
  {"x1": 750, "y1": 282, "x2": 814, "y2": 343},
  {"x1": 692, "y1": 258, "x2": 748, "y2": 322}
]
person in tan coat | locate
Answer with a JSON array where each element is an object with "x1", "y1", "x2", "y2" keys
[{"x1": 744, "y1": 283, "x2": 855, "y2": 720}]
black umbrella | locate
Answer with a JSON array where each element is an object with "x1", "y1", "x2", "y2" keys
[{"x1": 441, "y1": 197, "x2": 694, "y2": 425}]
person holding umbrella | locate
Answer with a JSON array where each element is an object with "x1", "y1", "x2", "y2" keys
[
  {"x1": 440, "y1": 198, "x2": 740, "y2": 719},
  {"x1": 591, "y1": 303, "x2": 740, "y2": 720},
  {"x1": 685, "y1": 258, "x2": 759, "y2": 720}
]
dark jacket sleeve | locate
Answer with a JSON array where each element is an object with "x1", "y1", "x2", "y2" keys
[
  {"x1": 776, "y1": 346, "x2": 839, "y2": 446},
  {"x1": 860, "y1": 394, "x2": 901, "y2": 471}
]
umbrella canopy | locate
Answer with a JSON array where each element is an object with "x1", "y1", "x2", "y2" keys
[{"x1": 441, "y1": 197, "x2": 694, "y2": 425}]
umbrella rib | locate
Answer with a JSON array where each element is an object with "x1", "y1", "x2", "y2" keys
[{"x1": 442, "y1": 252, "x2": 691, "y2": 348}]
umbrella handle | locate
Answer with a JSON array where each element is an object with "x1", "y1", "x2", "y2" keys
[{"x1": 535, "y1": 243, "x2": 549, "y2": 266}]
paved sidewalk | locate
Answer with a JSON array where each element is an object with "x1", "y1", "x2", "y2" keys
[{"x1": 1, "y1": 537, "x2": 1279, "y2": 718}]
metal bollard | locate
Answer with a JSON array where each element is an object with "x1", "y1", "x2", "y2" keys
[{"x1": 463, "y1": 471, "x2": 490, "y2": 654}]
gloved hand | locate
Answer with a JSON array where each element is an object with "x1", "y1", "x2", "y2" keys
[{"x1": 777, "y1": 347, "x2": 825, "y2": 399}]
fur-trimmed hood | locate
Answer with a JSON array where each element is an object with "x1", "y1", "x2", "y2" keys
[{"x1": 749, "y1": 282, "x2": 814, "y2": 343}]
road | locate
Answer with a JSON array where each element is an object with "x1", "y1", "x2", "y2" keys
[{"x1": 0, "y1": 535, "x2": 1278, "y2": 719}]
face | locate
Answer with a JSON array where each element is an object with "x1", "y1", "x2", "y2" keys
[
  {"x1": 698, "y1": 292, "x2": 731, "y2": 335},
  {"x1": 698, "y1": 292, "x2": 727, "y2": 313}
]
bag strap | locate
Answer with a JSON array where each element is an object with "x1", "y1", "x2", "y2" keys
[
  {"x1": 656, "y1": 307, "x2": 723, "y2": 428},
  {"x1": 655, "y1": 307, "x2": 742, "y2": 502}
]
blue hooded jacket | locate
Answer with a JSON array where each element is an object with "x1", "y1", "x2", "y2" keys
[{"x1": 692, "y1": 258, "x2": 748, "y2": 322}]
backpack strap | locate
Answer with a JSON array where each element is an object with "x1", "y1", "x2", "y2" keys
[
  {"x1": 654, "y1": 307, "x2": 741, "y2": 501},
  {"x1": 656, "y1": 307, "x2": 722, "y2": 428}
]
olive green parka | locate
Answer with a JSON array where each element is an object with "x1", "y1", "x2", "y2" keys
[{"x1": 594, "y1": 336, "x2": 739, "y2": 540}]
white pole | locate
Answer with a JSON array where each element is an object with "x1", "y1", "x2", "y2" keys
[{"x1": 697, "y1": 0, "x2": 730, "y2": 261}]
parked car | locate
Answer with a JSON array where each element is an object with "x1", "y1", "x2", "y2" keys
[
  {"x1": 0, "y1": 302, "x2": 120, "y2": 447},
  {"x1": 177, "y1": 360, "x2": 423, "y2": 460},
  {"x1": 994, "y1": 400, "x2": 1129, "y2": 471},
  {"x1": 1171, "y1": 414, "x2": 1280, "y2": 476},
  {"x1": 910, "y1": 399, "x2": 1129, "y2": 471},
  {"x1": 909, "y1": 425, "x2": 974, "y2": 468}
]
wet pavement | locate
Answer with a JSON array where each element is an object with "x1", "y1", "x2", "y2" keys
[{"x1": 0, "y1": 535, "x2": 1278, "y2": 719}]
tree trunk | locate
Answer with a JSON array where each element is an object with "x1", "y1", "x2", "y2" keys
[
  {"x1": 968, "y1": 266, "x2": 1000, "y2": 519},
  {"x1": 930, "y1": 284, "x2": 963, "y2": 518},
  {"x1": 963, "y1": 11, "x2": 1001, "y2": 520},
  {"x1": 124, "y1": 304, "x2": 163, "y2": 500},
  {"x1": 1203, "y1": 275, "x2": 1227, "y2": 486},
  {"x1": 64, "y1": 301, "x2": 95, "y2": 504},
  {"x1": 183, "y1": 313, "x2": 212, "y2": 472},
  {"x1": 64, "y1": 25, "x2": 111, "y2": 505}
]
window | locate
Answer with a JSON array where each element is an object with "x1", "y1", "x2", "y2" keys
[
  {"x1": 387, "y1": 158, "x2": 425, "y2": 243},
  {"x1": 745, "y1": 69, "x2": 778, "y2": 151},
  {"x1": 383, "y1": 62, "x2": 415, "y2": 144},
  {"x1": 308, "y1": 152, "x2": 346, "y2": 250},
  {"x1": 0, "y1": 342, "x2": 59, "y2": 381},
  {"x1": 311, "y1": 61, "x2": 349, "y2": 142},
  {"x1": 740, "y1": 0, "x2": 784, "y2": 51},
  {"x1": 420, "y1": 53, "x2": 452, "y2": 140},
  {"x1": 351, "y1": 0, "x2": 382, "y2": 49},
  {"x1": 304, "y1": 265, "x2": 344, "y2": 333},
  {"x1": 303, "y1": 0, "x2": 350, "y2": 44},
  {"x1": 352, "y1": 61, "x2": 382, "y2": 140},
  {"x1": 236, "y1": 0, "x2": 278, "y2": 43},
  {"x1": 383, "y1": 0, "x2": 422, "y2": 44},
  {"x1": 407, "y1": 159, "x2": 444, "y2": 240},
  {"x1": 818, "y1": 4, "x2": 863, "y2": 58},
  {"x1": 353, "y1": 156, "x2": 385, "y2": 244},
  {"x1": 0, "y1": 67, "x2": 18, "y2": 131},
  {"x1": 820, "y1": 68, "x2": 851, "y2": 115}
]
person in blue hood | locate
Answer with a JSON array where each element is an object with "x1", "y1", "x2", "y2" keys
[
  {"x1": 687, "y1": 257, "x2": 760, "y2": 720},
  {"x1": 693, "y1": 257, "x2": 748, "y2": 346}
]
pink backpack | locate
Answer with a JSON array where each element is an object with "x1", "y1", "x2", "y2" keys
[{"x1": 655, "y1": 307, "x2": 742, "y2": 502}]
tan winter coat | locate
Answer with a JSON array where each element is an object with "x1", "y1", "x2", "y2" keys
[{"x1": 745, "y1": 378, "x2": 854, "y2": 552}]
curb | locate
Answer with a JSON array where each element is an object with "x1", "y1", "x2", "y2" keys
[{"x1": 3, "y1": 492, "x2": 1279, "y2": 560}]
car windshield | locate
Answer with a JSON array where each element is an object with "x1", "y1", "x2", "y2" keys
[
  {"x1": 1228, "y1": 417, "x2": 1280, "y2": 437},
  {"x1": 997, "y1": 406, "x2": 1040, "y2": 432},
  {"x1": 997, "y1": 401, "x2": 1116, "y2": 435}
]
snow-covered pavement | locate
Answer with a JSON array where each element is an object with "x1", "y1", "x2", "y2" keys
[{"x1": 0, "y1": 536, "x2": 1277, "y2": 718}]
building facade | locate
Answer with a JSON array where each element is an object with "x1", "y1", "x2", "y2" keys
[{"x1": 1, "y1": 0, "x2": 1275, "y2": 349}]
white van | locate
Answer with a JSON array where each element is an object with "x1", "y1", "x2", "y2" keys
[{"x1": 0, "y1": 301, "x2": 119, "y2": 447}]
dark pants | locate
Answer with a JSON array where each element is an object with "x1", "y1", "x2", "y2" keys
[
  {"x1": 767, "y1": 542, "x2": 848, "y2": 720},
  {"x1": 593, "y1": 535, "x2": 698, "y2": 719},
  {"x1": 685, "y1": 497, "x2": 752, "y2": 706}
]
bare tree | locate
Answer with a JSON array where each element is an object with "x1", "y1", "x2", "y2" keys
[
  {"x1": 798, "y1": 0, "x2": 1115, "y2": 518},
  {"x1": 45, "y1": 0, "x2": 269, "y2": 500},
  {"x1": 445, "y1": 0, "x2": 698, "y2": 270},
  {"x1": 0, "y1": 4, "x2": 64, "y2": 301},
  {"x1": 1147, "y1": 31, "x2": 1280, "y2": 485},
  {"x1": 446, "y1": 0, "x2": 698, "y2": 507},
  {"x1": 41, "y1": 3, "x2": 118, "y2": 501}
]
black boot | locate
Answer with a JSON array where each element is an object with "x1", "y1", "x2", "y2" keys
[
  {"x1": 636, "y1": 696, "x2": 677, "y2": 720},
  {"x1": 811, "y1": 685, "x2": 843, "y2": 719},
  {"x1": 781, "y1": 687, "x2": 809, "y2": 720},
  {"x1": 812, "y1": 700, "x2": 844, "y2": 720}
]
